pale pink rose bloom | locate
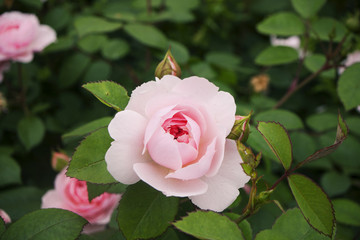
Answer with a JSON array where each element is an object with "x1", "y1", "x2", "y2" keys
[
  {"x1": 338, "y1": 50, "x2": 360, "y2": 74},
  {"x1": 270, "y1": 35, "x2": 306, "y2": 58},
  {"x1": 0, "y1": 61, "x2": 10, "y2": 83},
  {"x1": 0, "y1": 209, "x2": 11, "y2": 224},
  {"x1": 41, "y1": 169, "x2": 121, "y2": 234},
  {"x1": 0, "y1": 11, "x2": 56, "y2": 63},
  {"x1": 105, "y1": 76, "x2": 250, "y2": 212}
]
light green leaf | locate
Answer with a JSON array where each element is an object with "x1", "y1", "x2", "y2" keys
[
  {"x1": 304, "y1": 54, "x2": 335, "y2": 78},
  {"x1": 291, "y1": 0, "x2": 326, "y2": 18},
  {"x1": 124, "y1": 23, "x2": 168, "y2": 49},
  {"x1": 17, "y1": 116, "x2": 45, "y2": 151},
  {"x1": 288, "y1": 174, "x2": 335, "y2": 237},
  {"x1": 83, "y1": 81, "x2": 129, "y2": 111},
  {"x1": 332, "y1": 199, "x2": 360, "y2": 226},
  {"x1": 77, "y1": 34, "x2": 108, "y2": 53},
  {"x1": 101, "y1": 39, "x2": 130, "y2": 60},
  {"x1": 320, "y1": 171, "x2": 351, "y2": 197},
  {"x1": 224, "y1": 213, "x2": 252, "y2": 240},
  {"x1": 0, "y1": 209, "x2": 87, "y2": 240},
  {"x1": 74, "y1": 16, "x2": 123, "y2": 37},
  {"x1": 255, "y1": 208, "x2": 329, "y2": 240},
  {"x1": 338, "y1": 62, "x2": 360, "y2": 110},
  {"x1": 346, "y1": 116, "x2": 360, "y2": 136},
  {"x1": 255, "y1": 109, "x2": 304, "y2": 130},
  {"x1": 118, "y1": 182, "x2": 179, "y2": 240},
  {"x1": 67, "y1": 127, "x2": 117, "y2": 184},
  {"x1": 0, "y1": 155, "x2": 21, "y2": 187},
  {"x1": 257, "y1": 122, "x2": 293, "y2": 170},
  {"x1": 306, "y1": 112, "x2": 338, "y2": 132},
  {"x1": 58, "y1": 53, "x2": 91, "y2": 89},
  {"x1": 311, "y1": 17, "x2": 347, "y2": 42},
  {"x1": 190, "y1": 62, "x2": 217, "y2": 79},
  {"x1": 205, "y1": 51, "x2": 242, "y2": 71},
  {"x1": 87, "y1": 182, "x2": 126, "y2": 201},
  {"x1": 83, "y1": 60, "x2": 111, "y2": 83},
  {"x1": 255, "y1": 46, "x2": 299, "y2": 66},
  {"x1": 247, "y1": 126, "x2": 278, "y2": 162},
  {"x1": 256, "y1": 12, "x2": 305, "y2": 36},
  {"x1": 169, "y1": 40, "x2": 189, "y2": 64},
  {"x1": 174, "y1": 211, "x2": 244, "y2": 240}
]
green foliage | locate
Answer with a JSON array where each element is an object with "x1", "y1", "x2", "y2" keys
[
  {"x1": 311, "y1": 18, "x2": 347, "y2": 42},
  {"x1": 256, "y1": 12, "x2": 305, "y2": 36},
  {"x1": 306, "y1": 112, "x2": 338, "y2": 132},
  {"x1": 0, "y1": 209, "x2": 87, "y2": 240},
  {"x1": 255, "y1": 46, "x2": 299, "y2": 66},
  {"x1": 257, "y1": 122, "x2": 292, "y2": 170},
  {"x1": 254, "y1": 109, "x2": 304, "y2": 130},
  {"x1": 117, "y1": 182, "x2": 179, "y2": 240},
  {"x1": 288, "y1": 174, "x2": 335, "y2": 237},
  {"x1": 304, "y1": 54, "x2": 335, "y2": 78},
  {"x1": 205, "y1": 51, "x2": 242, "y2": 71},
  {"x1": 320, "y1": 171, "x2": 351, "y2": 197},
  {"x1": 290, "y1": 0, "x2": 326, "y2": 18},
  {"x1": 58, "y1": 53, "x2": 91, "y2": 89},
  {"x1": 0, "y1": 155, "x2": 21, "y2": 188},
  {"x1": 17, "y1": 116, "x2": 45, "y2": 151},
  {"x1": 0, "y1": 219, "x2": 4, "y2": 237},
  {"x1": 337, "y1": 63, "x2": 360, "y2": 110},
  {"x1": 174, "y1": 211, "x2": 245, "y2": 240},
  {"x1": 74, "y1": 16, "x2": 123, "y2": 37},
  {"x1": 77, "y1": 35, "x2": 108, "y2": 54},
  {"x1": 67, "y1": 127, "x2": 117, "y2": 184},
  {"x1": 87, "y1": 182, "x2": 127, "y2": 202},
  {"x1": 101, "y1": 39, "x2": 130, "y2": 60},
  {"x1": 124, "y1": 24, "x2": 168, "y2": 50},
  {"x1": 332, "y1": 199, "x2": 360, "y2": 226}
]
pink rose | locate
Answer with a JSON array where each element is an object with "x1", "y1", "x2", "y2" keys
[
  {"x1": 105, "y1": 76, "x2": 250, "y2": 212},
  {"x1": 41, "y1": 169, "x2": 121, "y2": 234},
  {"x1": 0, "y1": 209, "x2": 11, "y2": 224},
  {"x1": 0, "y1": 11, "x2": 56, "y2": 63}
]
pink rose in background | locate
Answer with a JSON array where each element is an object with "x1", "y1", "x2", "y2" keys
[
  {"x1": 338, "y1": 50, "x2": 360, "y2": 74},
  {"x1": 105, "y1": 76, "x2": 250, "y2": 212},
  {"x1": 41, "y1": 169, "x2": 121, "y2": 234},
  {"x1": 270, "y1": 35, "x2": 306, "y2": 58},
  {"x1": 0, "y1": 61, "x2": 10, "y2": 83},
  {"x1": 0, "y1": 209, "x2": 11, "y2": 224},
  {"x1": 0, "y1": 11, "x2": 56, "y2": 63}
]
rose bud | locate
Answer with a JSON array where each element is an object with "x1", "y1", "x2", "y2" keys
[
  {"x1": 51, "y1": 151, "x2": 70, "y2": 172},
  {"x1": 155, "y1": 49, "x2": 181, "y2": 79}
]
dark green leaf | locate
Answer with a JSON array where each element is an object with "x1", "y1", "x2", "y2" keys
[
  {"x1": 18, "y1": 0, "x2": 42, "y2": 9},
  {"x1": 290, "y1": 132, "x2": 317, "y2": 163},
  {"x1": 225, "y1": 213, "x2": 252, "y2": 240},
  {"x1": 255, "y1": 109, "x2": 304, "y2": 130},
  {"x1": 74, "y1": 16, "x2": 123, "y2": 37},
  {"x1": 190, "y1": 62, "x2": 217, "y2": 79},
  {"x1": 205, "y1": 51, "x2": 242, "y2": 71},
  {"x1": 83, "y1": 81, "x2": 129, "y2": 111},
  {"x1": 320, "y1": 171, "x2": 351, "y2": 197},
  {"x1": 291, "y1": 0, "x2": 326, "y2": 18},
  {"x1": 118, "y1": 181, "x2": 179, "y2": 240},
  {"x1": 0, "y1": 209, "x2": 87, "y2": 240},
  {"x1": 124, "y1": 24, "x2": 168, "y2": 49},
  {"x1": 0, "y1": 155, "x2": 21, "y2": 187},
  {"x1": 255, "y1": 46, "x2": 299, "y2": 66},
  {"x1": 346, "y1": 116, "x2": 360, "y2": 136},
  {"x1": 332, "y1": 199, "x2": 360, "y2": 226},
  {"x1": 44, "y1": 7, "x2": 71, "y2": 31},
  {"x1": 83, "y1": 60, "x2": 111, "y2": 83},
  {"x1": 58, "y1": 53, "x2": 91, "y2": 89},
  {"x1": 169, "y1": 40, "x2": 189, "y2": 64},
  {"x1": 0, "y1": 218, "x2": 5, "y2": 236},
  {"x1": 256, "y1": 12, "x2": 305, "y2": 36},
  {"x1": 44, "y1": 36, "x2": 75, "y2": 53},
  {"x1": 67, "y1": 127, "x2": 117, "y2": 184},
  {"x1": 306, "y1": 112, "x2": 338, "y2": 132},
  {"x1": 304, "y1": 54, "x2": 335, "y2": 78},
  {"x1": 17, "y1": 116, "x2": 45, "y2": 151},
  {"x1": 101, "y1": 39, "x2": 130, "y2": 60},
  {"x1": 174, "y1": 211, "x2": 244, "y2": 240},
  {"x1": 87, "y1": 182, "x2": 127, "y2": 201},
  {"x1": 338, "y1": 63, "x2": 360, "y2": 110},
  {"x1": 257, "y1": 122, "x2": 293, "y2": 170},
  {"x1": 77, "y1": 35, "x2": 108, "y2": 53},
  {"x1": 288, "y1": 174, "x2": 335, "y2": 237},
  {"x1": 311, "y1": 17, "x2": 347, "y2": 42}
]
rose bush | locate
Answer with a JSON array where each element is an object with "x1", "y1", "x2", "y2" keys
[
  {"x1": 105, "y1": 75, "x2": 250, "y2": 212},
  {"x1": 0, "y1": 209, "x2": 11, "y2": 224},
  {"x1": 0, "y1": 11, "x2": 56, "y2": 63},
  {"x1": 41, "y1": 169, "x2": 121, "y2": 233}
]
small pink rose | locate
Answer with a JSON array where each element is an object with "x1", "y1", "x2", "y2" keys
[
  {"x1": 105, "y1": 76, "x2": 250, "y2": 212},
  {"x1": 0, "y1": 209, "x2": 11, "y2": 224},
  {"x1": 0, "y1": 11, "x2": 56, "y2": 63},
  {"x1": 41, "y1": 169, "x2": 121, "y2": 234},
  {"x1": 51, "y1": 151, "x2": 70, "y2": 172}
]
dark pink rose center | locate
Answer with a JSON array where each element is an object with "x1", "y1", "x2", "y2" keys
[{"x1": 162, "y1": 112, "x2": 189, "y2": 143}]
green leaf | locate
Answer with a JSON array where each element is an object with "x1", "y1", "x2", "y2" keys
[
  {"x1": 257, "y1": 122, "x2": 293, "y2": 170},
  {"x1": 247, "y1": 126, "x2": 278, "y2": 162},
  {"x1": 306, "y1": 112, "x2": 338, "y2": 132},
  {"x1": 255, "y1": 46, "x2": 299, "y2": 66},
  {"x1": 256, "y1": 12, "x2": 305, "y2": 36},
  {"x1": 83, "y1": 81, "x2": 129, "y2": 111},
  {"x1": 205, "y1": 51, "x2": 242, "y2": 71},
  {"x1": 17, "y1": 116, "x2": 45, "y2": 151},
  {"x1": 320, "y1": 171, "x2": 351, "y2": 197},
  {"x1": 44, "y1": 7, "x2": 71, "y2": 31},
  {"x1": 0, "y1": 209, "x2": 87, "y2": 240},
  {"x1": 169, "y1": 40, "x2": 189, "y2": 64},
  {"x1": 77, "y1": 34, "x2": 108, "y2": 53},
  {"x1": 255, "y1": 208, "x2": 329, "y2": 240},
  {"x1": 332, "y1": 199, "x2": 360, "y2": 226},
  {"x1": 174, "y1": 211, "x2": 244, "y2": 240},
  {"x1": 346, "y1": 116, "x2": 360, "y2": 136},
  {"x1": 224, "y1": 213, "x2": 252, "y2": 240},
  {"x1": 287, "y1": 174, "x2": 335, "y2": 237},
  {"x1": 290, "y1": 132, "x2": 317, "y2": 163},
  {"x1": 62, "y1": 117, "x2": 112, "y2": 142},
  {"x1": 74, "y1": 16, "x2": 123, "y2": 37},
  {"x1": 0, "y1": 218, "x2": 5, "y2": 236},
  {"x1": 311, "y1": 17, "x2": 347, "y2": 42},
  {"x1": 87, "y1": 182, "x2": 127, "y2": 202},
  {"x1": 58, "y1": 53, "x2": 91, "y2": 89},
  {"x1": 67, "y1": 127, "x2": 116, "y2": 184},
  {"x1": 83, "y1": 60, "x2": 111, "y2": 83},
  {"x1": 124, "y1": 23, "x2": 168, "y2": 49},
  {"x1": 304, "y1": 54, "x2": 335, "y2": 78},
  {"x1": 338, "y1": 62, "x2": 360, "y2": 110},
  {"x1": 254, "y1": 109, "x2": 304, "y2": 130},
  {"x1": 0, "y1": 155, "x2": 21, "y2": 187},
  {"x1": 291, "y1": 0, "x2": 326, "y2": 18},
  {"x1": 101, "y1": 39, "x2": 130, "y2": 60},
  {"x1": 18, "y1": 0, "x2": 42, "y2": 9},
  {"x1": 44, "y1": 35, "x2": 75, "y2": 53},
  {"x1": 118, "y1": 181, "x2": 179, "y2": 240},
  {"x1": 190, "y1": 62, "x2": 217, "y2": 79}
]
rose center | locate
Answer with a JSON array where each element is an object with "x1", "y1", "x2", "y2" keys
[{"x1": 162, "y1": 113, "x2": 190, "y2": 143}]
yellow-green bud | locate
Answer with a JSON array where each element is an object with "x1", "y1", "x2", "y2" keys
[
  {"x1": 155, "y1": 48, "x2": 181, "y2": 79},
  {"x1": 227, "y1": 112, "x2": 251, "y2": 142}
]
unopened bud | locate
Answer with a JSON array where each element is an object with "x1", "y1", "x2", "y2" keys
[
  {"x1": 51, "y1": 151, "x2": 70, "y2": 172},
  {"x1": 227, "y1": 112, "x2": 251, "y2": 142},
  {"x1": 0, "y1": 209, "x2": 11, "y2": 224},
  {"x1": 155, "y1": 48, "x2": 181, "y2": 79}
]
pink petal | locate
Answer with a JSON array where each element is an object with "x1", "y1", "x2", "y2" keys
[
  {"x1": 133, "y1": 162, "x2": 208, "y2": 197},
  {"x1": 41, "y1": 190, "x2": 66, "y2": 209},
  {"x1": 205, "y1": 132, "x2": 226, "y2": 177},
  {"x1": 31, "y1": 25, "x2": 56, "y2": 51},
  {"x1": 166, "y1": 138, "x2": 216, "y2": 180},
  {"x1": 12, "y1": 52, "x2": 33, "y2": 63},
  {"x1": 183, "y1": 114, "x2": 201, "y2": 148},
  {"x1": 177, "y1": 141, "x2": 198, "y2": 166}
]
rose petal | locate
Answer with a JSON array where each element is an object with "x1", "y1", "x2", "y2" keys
[
  {"x1": 41, "y1": 190, "x2": 66, "y2": 209},
  {"x1": 176, "y1": 141, "x2": 198, "y2": 166},
  {"x1": 31, "y1": 25, "x2": 56, "y2": 51},
  {"x1": 166, "y1": 138, "x2": 216, "y2": 180},
  {"x1": 12, "y1": 52, "x2": 33, "y2": 63},
  {"x1": 205, "y1": 132, "x2": 226, "y2": 177},
  {"x1": 133, "y1": 162, "x2": 208, "y2": 197}
]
